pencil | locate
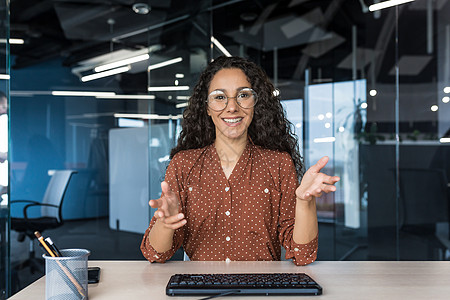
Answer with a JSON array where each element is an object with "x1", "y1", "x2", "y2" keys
[
  {"x1": 34, "y1": 231, "x2": 87, "y2": 298},
  {"x1": 34, "y1": 231, "x2": 56, "y2": 257}
]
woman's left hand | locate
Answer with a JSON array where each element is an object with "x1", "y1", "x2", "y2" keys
[{"x1": 296, "y1": 156, "x2": 340, "y2": 202}]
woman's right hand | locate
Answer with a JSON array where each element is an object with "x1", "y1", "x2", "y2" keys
[{"x1": 149, "y1": 181, "x2": 187, "y2": 230}]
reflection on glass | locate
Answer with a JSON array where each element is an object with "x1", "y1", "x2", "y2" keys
[{"x1": 307, "y1": 80, "x2": 367, "y2": 229}]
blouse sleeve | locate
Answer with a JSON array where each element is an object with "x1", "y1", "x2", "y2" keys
[
  {"x1": 140, "y1": 154, "x2": 186, "y2": 263},
  {"x1": 277, "y1": 153, "x2": 318, "y2": 266}
]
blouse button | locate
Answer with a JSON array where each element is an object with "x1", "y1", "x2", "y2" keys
[
  {"x1": 264, "y1": 188, "x2": 269, "y2": 194},
  {"x1": 294, "y1": 247, "x2": 299, "y2": 252},
  {"x1": 188, "y1": 187, "x2": 193, "y2": 191},
  {"x1": 225, "y1": 187, "x2": 230, "y2": 192},
  {"x1": 226, "y1": 236, "x2": 231, "y2": 241},
  {"x1": 225, "y1": 211, "x2": 230, "y2": 216},
  {"x1": 225, "y1": 258, "x2": 231, "y2": 262}
]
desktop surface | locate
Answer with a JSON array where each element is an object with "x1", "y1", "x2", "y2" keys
[{"x1": 9, "y1": 260, "x2": 450, "y2": 300}]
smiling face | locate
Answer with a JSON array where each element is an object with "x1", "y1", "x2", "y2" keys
[{"x1": 207, "y1": 68, "x2": 254, "y2": 144}]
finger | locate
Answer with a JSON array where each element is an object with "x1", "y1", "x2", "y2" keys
[
  {"x1": 308, "y1": 156, "x2": 329, "y2": 173},
  {"x1": 297, "y1": 191, "x2": 313, "y2": 201},
  {"x1": 154, "y1": 210, "x2": 165, "y2": 219},
  {"x1": 322, "y1": 184, "x2": 337, "y2": 193},
  {"x1": 161, "y1": 181, "x2": 175, "y2": 197},
  {"x1": 149, "y1": 199, "x2": 162, "y2": 208},
  {"x1": 163, "y1": 213, "x2": 185, "y2": 224},
  {"x1": 163, "y1": 219, "x2": 187, "y2": 230},
  {"x1": 306, "y1": 188, "x2": 322, "y2": 198},
  {"x1": 322, "y1": 175, "x2": 341, "y2": 185},
  {"x1": 315, "y1": 188, "x2": 323, "y2": 196}
]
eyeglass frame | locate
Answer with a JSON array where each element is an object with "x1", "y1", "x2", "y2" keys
[{"x1": 206, "y1": 87, "x2": 258, "y2": 111}]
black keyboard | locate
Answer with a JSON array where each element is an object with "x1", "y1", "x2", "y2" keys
[{"x1": 166, "y1": 273, "x2": 322, "y2": 296}]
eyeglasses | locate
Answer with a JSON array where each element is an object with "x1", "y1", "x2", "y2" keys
[{"x1": 206, "y1": 88, "x2": 258, "y2": 111}]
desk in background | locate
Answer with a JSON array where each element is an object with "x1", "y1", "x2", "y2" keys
[{"x1": 8, "y1": 261, "x2": 450, "y2": 300}]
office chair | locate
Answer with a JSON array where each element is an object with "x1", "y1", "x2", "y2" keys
[
  {"x1": 11, "y1": 170, "x2": 77, "y2": 271},
  {"x1": 398, "y1": 168, "x2": 448, "y2": 260}
]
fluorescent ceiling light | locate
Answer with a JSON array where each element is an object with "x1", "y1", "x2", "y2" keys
[
  {"x1": 0, "y1": 74, "x2": 10, "y2": 80},
  {"x1": 313, "y1": 137, "x2": 336, "y2": 143},
  {"x1": 148, "y1": 57, "x2": 183, "y2": 71},
  {"x1": 175, "y1": 73, "x2": 185, "y2": 78},
  {"x1": 95, "y1": 94, "x2": 155, "y2": 100},
  {"x1": 10, "y1": 90, "x2": 51, "y2": 96},
  {"x1": 176, "y1": 96, "x2": 190, "y2": 100},
  {"x1": 440, "y1": 138, "x2": 450, "y2": 143},
  {"x1": 95, "y1": 54, "x2": 149, "y2": 72},
  {"x1": 211, "y1": 36, "x2": 232, "y2": 57},
  {"x1": 444, "y1": 87, "x2": 450, "y2": 93},
  {"x1": 176, "y1": 102, "x2": 189, "y2": 108},
  {"x1": 368, "y1": 0, "x2": 415, "y2": 11},
  {"x1": 118, "y1": 118, "x2": 145, "y2": 128},
  {"x1": 0, "y1": 38, "x2": 24, "y2": 44},
  {"x1": 114, "y1": 113, "x2": 183, "y2": 120},
  {"x1": 52, "y1": 91, "x2": 116, "y2": 97},
  {"x1": 148, "y1": 86, "x2": 190, "y2": 91},
  {"x1": 81, "y1": 66, "x2": 130, "y2": 82}
]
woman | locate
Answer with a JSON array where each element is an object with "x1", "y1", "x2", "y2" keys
[{"x1": 140, "y1": 56, "x2": 340, "y2": 265}]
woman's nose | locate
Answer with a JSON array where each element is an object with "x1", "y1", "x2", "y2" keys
[{"x1": 226, "y1": 96, "x2": 239, "y2": 112}]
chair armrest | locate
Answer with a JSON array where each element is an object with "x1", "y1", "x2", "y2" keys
[
  {"x1": 11, "y1": 200, "x2": 40, "y2": 205},
  {"x1": 23, "y1": 203, "x2": 58, "y2": 220}
]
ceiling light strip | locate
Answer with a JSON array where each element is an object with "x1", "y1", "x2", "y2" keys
[
  {"x1": 52, "y1": 91, "x2": 116, "y2": 97},
  {"x1": 211, "y1": 36, "x2": 232, "y2": 57},
  {"x1": 176, "y1": 96, "x2": 190, "y2": 100},
  {"x1": 148, "y1": 57, "x2": 183, "y2": 71},
  {"x1": 0, "y1": 38, "x2": 24, "y2": 44},
  {"x1": 81, "y1": 66, "x2": 130, "y2": 82},
  {"x1": 95, "y1": 54, "x2": 149, "y2": 72},
  {"x1": 114, "y1": 113, "x2": 183, "y2": 120},
  {"x1": 96, "y1": 94, "x2": 155, "y2": 100},
  {"x1": 176, "y1": 102, "x2": 189, "y2": 108},
  {"x1": 368, "y1": 0, "x2": 415, "y2": 12},
  {"x1": 148, "y1": 86, "x2": 190, "y2": 92},
  {"x1": 313, "y1": 137, "x2": 336, "y2": 143},
  {"x1": 0, "y1": 74, "x2": 10, "y2": 80},
  {"x1": 440, "y1": 138, "x2": 450, "y2": 143}
]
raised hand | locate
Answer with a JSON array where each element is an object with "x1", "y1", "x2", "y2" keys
[
  {"x1": 296, "y1": 156, "x2": 340, "y2": 202},
  {"x1": 149, "y1": 181, "x2": 186, "y2": 230}
]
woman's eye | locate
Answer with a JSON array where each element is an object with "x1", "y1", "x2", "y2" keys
[
  {"x1": 238, "y1": 92, "x2": 251, "y2": 99},
  {"x1": 214, "y1": 95, "x2": 226, "y2": 101}
]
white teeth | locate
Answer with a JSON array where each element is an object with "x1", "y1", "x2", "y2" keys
[{"x1": 224, "y1": 118, "x2": 243, "y2": 123}]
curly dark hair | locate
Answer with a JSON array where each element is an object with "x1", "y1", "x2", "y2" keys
[{"x1": 170, "y1": 56, "x2": 304, "y2": 178}]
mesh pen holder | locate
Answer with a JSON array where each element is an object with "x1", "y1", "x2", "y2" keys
[{"x1": 43, "y1": 249, "x2": 90, "y2": 300}]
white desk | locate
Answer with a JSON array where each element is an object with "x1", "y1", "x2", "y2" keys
[{"x1": 9, "y1": 261, "x2": 450, "y2": 300}]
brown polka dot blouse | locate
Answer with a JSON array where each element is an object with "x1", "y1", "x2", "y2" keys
[{"x1": 140, "y1": 142, "x2": 318, "y2": 266}]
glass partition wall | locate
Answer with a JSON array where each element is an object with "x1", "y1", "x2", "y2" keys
[
  {"x1": 210, "y1": 0, "x2": 449, "y2": 261},
  {"x1": 8, "y1": 1, "x2": 212, "y2": 295},
  {"x1": 5, "y1": 0, "x2": 450, "y2": 297},
  {"x1": 0, "y1": 0, "x2": 9, "y2": 297}
]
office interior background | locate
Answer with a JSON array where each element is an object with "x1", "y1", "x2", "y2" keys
[{"x1": 1, "y1": 0, "x2": 449, "y2": 298}]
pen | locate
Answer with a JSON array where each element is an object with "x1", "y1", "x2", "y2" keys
[
  {"x1": 34, "y1": 231, "x2": 87, "y2": 299},
  {"x1": 45, "y1": 237, "x2": 62, "y2": 257}
]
